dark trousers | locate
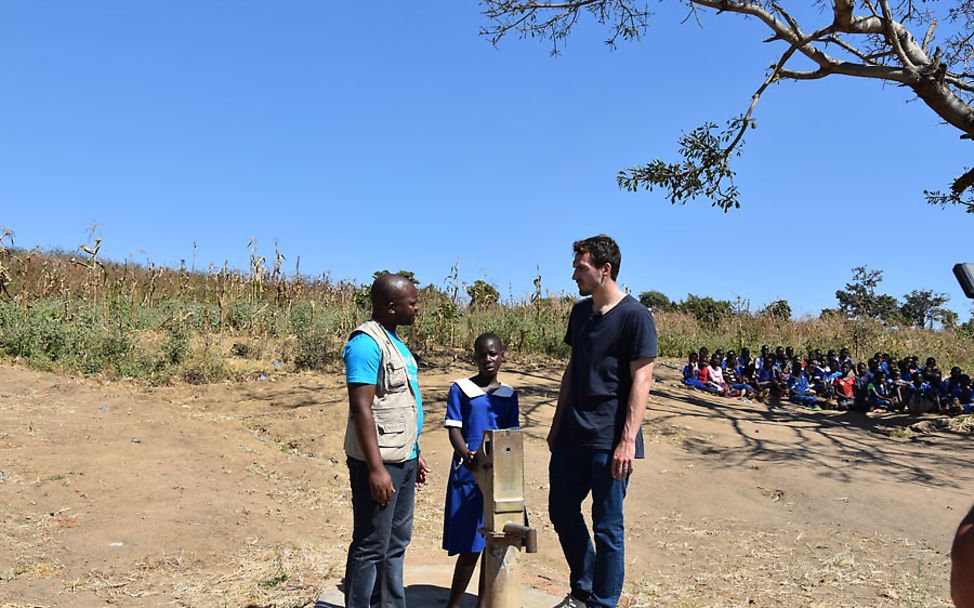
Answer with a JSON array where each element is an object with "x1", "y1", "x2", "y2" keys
[
  {"x1": 549, "y1": 446, "x2": 629, "y2": 608},
  {"x1": 344, "y1": 457, "x2": 417, "y2": 608}
]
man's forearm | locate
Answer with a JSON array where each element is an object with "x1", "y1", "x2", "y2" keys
[
  {"x1": 551, "y1": 362, "x2": 572, "y2": 431},
  {"x1": 622, "y1": 361, "x2": 654, "y2": 443},
  {"x1": 348, "y1": 385, "x2": 383, "y2": 471},
  {"x1": 352, "y1": 410, "x2": 383, "y2": 468}
]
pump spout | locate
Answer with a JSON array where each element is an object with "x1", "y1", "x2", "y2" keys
[{"x1": 502, "y1": 522, "x2": 538, "y2": 554}]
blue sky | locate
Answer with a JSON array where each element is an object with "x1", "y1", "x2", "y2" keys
[{"x1": 1, "y1": 1, "x2": 971, "y2": 318}]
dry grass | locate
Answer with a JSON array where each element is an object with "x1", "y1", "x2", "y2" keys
[
  {"x1": 619, "y1": 515, "x2": 951, "y2": 608},
  {"x1": 69, "y1": 544, "x2": 342, "y2": 607}
]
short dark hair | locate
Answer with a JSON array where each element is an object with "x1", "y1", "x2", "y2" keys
[
  {"x1": 474, "y1": 332, "x2": 503, "y2": 353},
  {"x1": 573, "y1": 234, "x2": 621, "y2": 280}
]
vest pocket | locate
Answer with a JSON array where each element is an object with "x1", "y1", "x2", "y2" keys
[
  {"x1": 384, "y1": 361, "x2": 409, "y2": 392},
  {"x1": 375, "y1": 410, "x2": 408, "y2": 448}
]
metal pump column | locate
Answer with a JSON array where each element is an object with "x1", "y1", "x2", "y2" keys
[{"x1": 470, "y1": 429, "x2": 538, "y2": 608}]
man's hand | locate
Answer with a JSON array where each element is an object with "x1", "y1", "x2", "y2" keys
[
  {"x1": 611, "y1": 357, "x2": 654, "y2": 480},
  {"x1": 369, "y1": 467, "x2": 395, "y2": 506},
  {"x1": 611, "y1": 437, "x2": 636, "y2": 479},
  {"x1": 416, "y1": 455, "x2": 430, "y2": 488}
]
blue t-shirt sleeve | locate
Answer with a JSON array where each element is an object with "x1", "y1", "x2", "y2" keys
[
  {"x1": 628, "y1": 307, "x2": 659, "y2": 360},
  {"x1": 505, "y1": 391, "x2": 520, "y2": 429},
  {"x1": 343, "y1": 333, "x2": 381, "y2": 384},
  {"x1": 445, "y1": 384, "x2": 463, "y2": 427}
]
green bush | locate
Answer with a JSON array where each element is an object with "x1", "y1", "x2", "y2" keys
[{"x1": 293, "y1": 328, "x2": 335, "y2": 371}]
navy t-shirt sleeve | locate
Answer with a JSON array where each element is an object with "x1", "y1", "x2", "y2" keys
[
  {"x1": 564, "y1": 306, "x2": 577, "y2": 346},
  {"x1": 627, "y1": 308, "x2": 659, "y2": 360}
]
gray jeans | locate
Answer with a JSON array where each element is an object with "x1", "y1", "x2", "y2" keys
[{"x1": 344, "y1": 457, "x2": 417, "y2": 608}]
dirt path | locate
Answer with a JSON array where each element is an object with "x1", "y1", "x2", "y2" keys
[{"x1": 0, "y1": 360, "x2": 970, "y2": 607}]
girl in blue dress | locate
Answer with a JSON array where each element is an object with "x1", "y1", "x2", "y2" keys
[{"x1": 443, "y1": 332, "x2": 519, "y2": 608}]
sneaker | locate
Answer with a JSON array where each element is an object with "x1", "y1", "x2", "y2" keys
[{"x1": 554, "y1": 594, "x2": 588, "y2": 608}]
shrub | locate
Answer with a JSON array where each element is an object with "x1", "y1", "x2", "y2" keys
[
  {"x1": 639, "y1": 290, "x2": 676, "y2": 311},
  {"x1": 678, "y1": 294, "x2": 734, "y2": 326},
  {"x1": 467, "y1": 280, "x2": 500, "y2": 308}
]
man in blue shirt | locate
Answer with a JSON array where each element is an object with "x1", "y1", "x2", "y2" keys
[
  {"x1": 548, "y1": 235, "x2": 657, "y2": 608},
  {"x1": 342, "y1": 273, "x2": 428, "y2": 608}
]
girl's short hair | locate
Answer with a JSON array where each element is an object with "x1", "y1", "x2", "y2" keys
[{"x1": 474, "y1": 332, "x2": 503, "y2": 353}]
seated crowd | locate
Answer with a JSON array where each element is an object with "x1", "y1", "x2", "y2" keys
[{"x1": 681, "y1": 344, "x2": 974, "y2": 415}]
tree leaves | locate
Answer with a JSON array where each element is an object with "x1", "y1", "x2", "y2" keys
[{"x1": 616, "y1": 118, "x2": 745, "y2": 211}]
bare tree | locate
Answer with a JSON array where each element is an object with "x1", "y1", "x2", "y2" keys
[{"x1": 483, "y1": 0, "x2": 974, "y2": 211}]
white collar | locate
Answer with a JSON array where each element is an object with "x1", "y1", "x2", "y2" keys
[{"x1": 455, "y1": 378, "x2": 514, "y2": 399}]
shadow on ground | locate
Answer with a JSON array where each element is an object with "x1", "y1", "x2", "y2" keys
[
  {"x1": 652, "y1": 381, "x2": 974, "y2": 488},
  {"x1": 313, "y1": 583, "x2": 477, "y2": 607}
]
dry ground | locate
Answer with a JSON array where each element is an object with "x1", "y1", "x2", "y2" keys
[{"x1": 0, "y1": 358, "x2": 970, "y2": 607}]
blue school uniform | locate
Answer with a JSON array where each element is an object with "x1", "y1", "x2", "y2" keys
[
  {"x1": 442, "y1": 378, "x2": 519, "y2": 556},
  {"x1": 958, "y1": 387, "x2": 974, "y2": 414},
  {"x1": 788, "y1": 372, "x2": 818, "y2": 406},
  {"x1": 868, "y1": 381, "x2": 892, "y2": 409},
  {"x1": 757, "y1": 365, "x2": 776, "y2": 383}
]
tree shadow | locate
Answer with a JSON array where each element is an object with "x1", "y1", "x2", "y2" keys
[{"x1": 651, "y1": 382, "x2": 974, "y2": 488}]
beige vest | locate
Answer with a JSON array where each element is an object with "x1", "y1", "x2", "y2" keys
[{"x1": 343, "y1": 320, "x2": 419, "y2": 463}]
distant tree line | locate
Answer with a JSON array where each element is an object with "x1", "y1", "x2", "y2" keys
[{"x1": 640, "y1": 265, "x2": 958, "y2": 330}]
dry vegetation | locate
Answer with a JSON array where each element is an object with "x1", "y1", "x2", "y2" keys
[{"x1": 1, "y1": 233, "x2": 973, "y2": 385}]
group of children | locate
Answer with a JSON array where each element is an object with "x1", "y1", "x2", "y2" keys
[{"x1": 681, "y1": 344, "x2": 974, "y2": 415}]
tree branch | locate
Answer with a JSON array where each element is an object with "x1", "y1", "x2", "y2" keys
[
  {"x1": 879, "y1": 0, "x2": 916, "y2": 68},
  {"x1": 779, "y1": 67, "x2": 832, "y2": 79},
  {"x1": 833, "y1": 0, "x2": 853, "y2": 30},
  {"x1": 825, "y1": 34, "x2": 882, "y2": 63},
  {"x1": 922, "y1": 19, "x2": 937, "y2": 54},
  {"x1": 945, "y1": 75, "x2": 974, "y2": 93},
  {"x1": 723, "y1": 44, "x2": 802, "y2": 156},
  {"x1": 954, "y1": 165, "x2": 974, "y2": 194},
  {"x1": 692, "y1": 0, "x2": 839, "y2": 69},
  {"x1": 843, "y1": 15, "x2": 929, "y2": 66},
  {"x1": 771, "y1": 2, "x2": 803, "y2": 38}
]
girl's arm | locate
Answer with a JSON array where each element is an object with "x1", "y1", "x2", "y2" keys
[{"x1": 448, "y1": 427, "x2": 474, "y2": 466}]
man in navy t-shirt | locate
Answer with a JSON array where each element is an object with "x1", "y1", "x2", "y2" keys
[
  {"x1": 548, "y1": 235, "x2": 657, "y2": 608},
  {"x1": 954, "y1": 502, "x2": 974, "y2": 608}
]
